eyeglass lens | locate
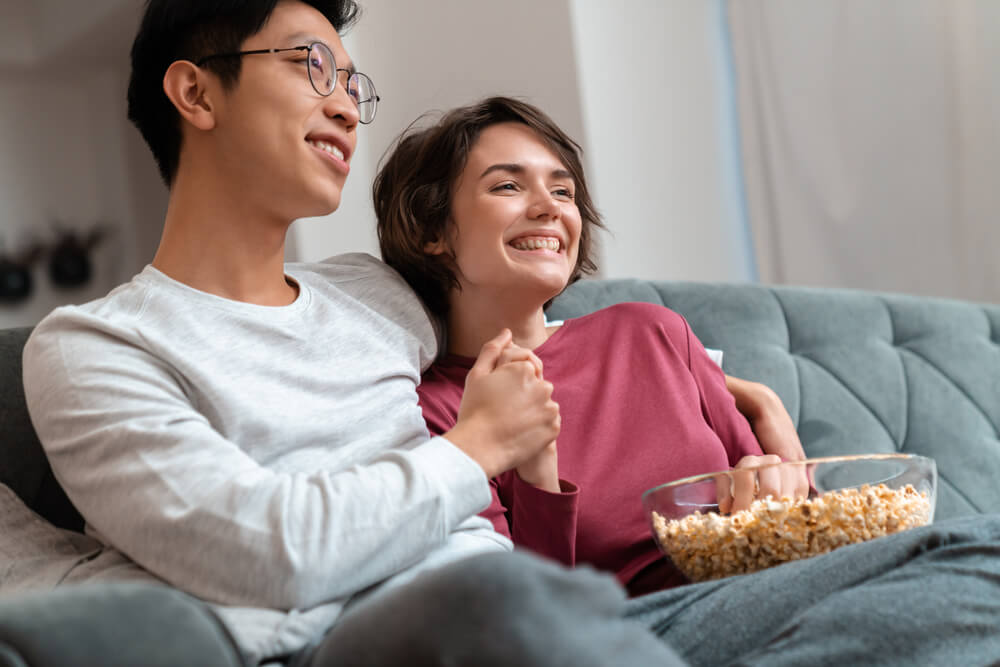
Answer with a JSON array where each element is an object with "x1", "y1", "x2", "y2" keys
[
  {"x1": 307, "y1": 43, "x2": 377, "y2": 124},
  {"x1": 349, "y1": 73, "x2": 377, "y2": 124},
  {"x1": 307, "y1": 43, "x2": 336, "y2": 96}
]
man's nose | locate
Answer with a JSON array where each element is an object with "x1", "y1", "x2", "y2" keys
[{"x1": 322, "y1": 82, "x2": 360, "y2": 129}]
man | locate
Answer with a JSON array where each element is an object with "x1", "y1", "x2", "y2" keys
[{"x1": 24, "y1": 1, "x2": 1000, "y2": 666}]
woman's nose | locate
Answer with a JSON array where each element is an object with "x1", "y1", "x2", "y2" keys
[{"x1": 528, "y1": 192, "x2": 561, "y2": 220}]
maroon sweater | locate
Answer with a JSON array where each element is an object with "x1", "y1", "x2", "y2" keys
[{"x1": 418, "y1": 302, "x2": 762, "y2": 595}]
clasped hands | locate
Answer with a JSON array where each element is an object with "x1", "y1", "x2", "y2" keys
[{"x1": 447, "y1": 329, "x2": 560, "y2": 490}]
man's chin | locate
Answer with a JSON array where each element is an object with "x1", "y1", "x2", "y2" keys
[{"x1": 297, "y1": 193, "x2": 343, "y2": 220}]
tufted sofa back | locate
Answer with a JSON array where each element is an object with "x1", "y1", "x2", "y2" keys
[{"x1": 547, "y1": 279, "x2": 1000, "y2": 522}]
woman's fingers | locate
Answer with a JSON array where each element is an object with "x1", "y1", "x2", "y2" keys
[
  {"x1": 715, "y1": 474, "x2": 734, "y2": 515},
  {"x1": 785, "y1": 463, "x2": 811, "y2": 500},
  {"x1": 719, "y1": 455, "x2": 805, "y2": 514},
  {"x1": 497, "y1": 345, "x2": 544, "y2": 378},
  {"x1": 469, "y1": 329, "x2": 513, "y2": 375},
  {"x1": 729, "y1": 467, "x2": 757, "y2": 513},
  {"x1": 755, "y1": 463, "x2": 783, "y2": 502}
]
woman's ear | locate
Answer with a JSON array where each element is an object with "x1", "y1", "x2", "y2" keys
[
  {"x1": 423, "y1": 238, "x2": 448, "y2": 255},
  {"x1": 162, "y1": 61, "x2": 217, "y2": 132}
]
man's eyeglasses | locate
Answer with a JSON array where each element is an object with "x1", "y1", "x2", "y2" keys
[{"x1": 196, "y1": 41, "x2": 379, "y2": 124}]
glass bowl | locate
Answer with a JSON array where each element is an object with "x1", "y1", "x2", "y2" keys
[{"x1": 642, "y1": 453, "x2": 936, "y2": 582}]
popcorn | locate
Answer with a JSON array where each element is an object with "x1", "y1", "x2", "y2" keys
[{"x1": 651, "y1": 483, "x2": 932, "y2": 582}]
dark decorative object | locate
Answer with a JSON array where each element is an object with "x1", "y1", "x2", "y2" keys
[
  {"x1": 48, "y1": 227, "x2": 108, "y2": 289},
  {"x1": 0, "y1": 224, "x2": 114, "y2": 306},
  {"x1": 0, "y1": 243, "x2": 43, "y2": 304}
]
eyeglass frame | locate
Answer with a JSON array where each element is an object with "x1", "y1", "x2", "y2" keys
[{"x1": 194, "y1": 42, "x2": 379, "y2": 124}]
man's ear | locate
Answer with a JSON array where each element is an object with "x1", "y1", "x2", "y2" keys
[{"x1": 162, "y1": 61, "x2": 217, "y2": 131}]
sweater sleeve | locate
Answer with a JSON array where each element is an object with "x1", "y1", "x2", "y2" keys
[
  {"x1": 681, "y1": 317, "x2": 764, "y2": 464},
  {"x1": 502, "y1": 473, "x2": 579, "y2": 566},
  {"x1": 22, "y1": 315, "x2": 490, "y2": 611}
]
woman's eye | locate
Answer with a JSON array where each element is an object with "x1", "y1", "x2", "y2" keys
[
  {"x1": 553, "y1": 188, "x2": 575, "y2": 199},
  {"x1": 491, "y1": 183, "x2": 518, "y2": 193}
]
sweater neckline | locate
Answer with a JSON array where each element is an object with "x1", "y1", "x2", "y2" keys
[{"x1": 138, "y1": 264, "x2": 313, "y2": 318}]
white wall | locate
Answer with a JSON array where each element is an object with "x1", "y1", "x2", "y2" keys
[
  {"x1": 33, "y1": 0, "x2": 135, "y2": 59},
  {"x1": 0, "y1": 0, "x2": 36, "y2": 67},
  {"x1": 0, "y1": 0, "x2": 158, "y2": 328},
  {"x1": 0, "y1": 67, "x2": 145, "y2": 328},
  {"x1": 569, "y1": 0, "x2": 753, "y2": 282}
]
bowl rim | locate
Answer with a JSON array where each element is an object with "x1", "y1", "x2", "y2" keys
[{"x1": 641, "y1": 452, "x2": 936, "y2": 502}]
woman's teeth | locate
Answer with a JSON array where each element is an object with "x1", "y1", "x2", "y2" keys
[
  {"x1": 511, "y1": 238, "x2": 561, "y2": 252},
  {"x1": 309, "y1": 140, "x2": 344, "y2": 160}
]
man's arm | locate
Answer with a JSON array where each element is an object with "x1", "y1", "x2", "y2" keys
[
  {"x1": 22, "y1": 319, "x2": 493, "y2": 611},
  {"x1": 724, "y1": 375, "x2": 806, "y2": 462}
]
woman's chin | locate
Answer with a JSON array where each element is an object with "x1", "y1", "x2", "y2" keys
[{"x1": 518, "y1": 276, "x2": 571, "y2": 306}]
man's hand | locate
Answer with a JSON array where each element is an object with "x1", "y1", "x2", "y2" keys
[
  {"x1": 445, "y1": 330, "x2": 560, "y2": 479},
  {"x1": 725, "y1": 376, "x2": 806, "y2": 462}
]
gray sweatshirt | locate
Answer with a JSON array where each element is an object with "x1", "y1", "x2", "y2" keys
[{"x1": 22, "y1": 253, "x2": 510, "y2": 662}]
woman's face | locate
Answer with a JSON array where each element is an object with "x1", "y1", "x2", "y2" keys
[{"x1": 433, "y1": 122, "x2": 582, "y2": 305}]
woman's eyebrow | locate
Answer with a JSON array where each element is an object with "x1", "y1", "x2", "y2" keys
[
  {"x1": 480, "y1": 163, "x2": 523, "y2": 178},
  {"x1": 479, "y1": 164, "x2": 574, "y2": 181}
]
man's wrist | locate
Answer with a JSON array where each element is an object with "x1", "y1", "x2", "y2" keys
[{"x1": 443, "y1": 420, "x2": 495, "y2": 478}]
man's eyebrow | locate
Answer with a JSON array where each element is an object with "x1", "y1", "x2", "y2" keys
[
  {"x1": 285, "y1": 33, "x2": 357, "y2": 73},
  {"x1": 480, "y1": 164, "x2": 574, "y2": 181}
]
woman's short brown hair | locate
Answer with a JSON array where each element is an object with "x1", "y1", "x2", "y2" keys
[{"x1": 375, "y1": 96, "x2": 603, "y2": 319}]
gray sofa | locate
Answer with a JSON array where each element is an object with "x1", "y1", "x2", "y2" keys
[{"x1": 2, "y1": 278, "x2": 998, "y2": 665}]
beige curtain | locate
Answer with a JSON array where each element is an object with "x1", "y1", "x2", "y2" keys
[{"x1": 728, "y1": 0, "x2": 1000, "y2": 303}]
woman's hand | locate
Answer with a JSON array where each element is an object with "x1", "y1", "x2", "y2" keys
[
  {"x1": 494, "y1": 342, "x2": 561, "y2": 492},
  {"x1": 717, "y1": 454, "x2": 811, "y2": 514},
  {"x1": 515, "y1": 440, "x2": 560, "y2": 492}
]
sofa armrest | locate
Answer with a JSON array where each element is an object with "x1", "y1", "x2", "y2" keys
[
  {"x1": 0, "y1": 583, "x2": 244, "y2": 667},
  {"x1": 0, "y1": 326, "x2": 84, "y2": 532}
]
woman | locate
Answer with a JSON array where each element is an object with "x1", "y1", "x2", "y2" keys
[{"x1": 375, "y1": 97, "x2": 807, "y2": 595}]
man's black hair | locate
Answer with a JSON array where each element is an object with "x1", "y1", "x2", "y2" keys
[{"x1": 127, "y1": 0, "x2": 360, "y2": 185}]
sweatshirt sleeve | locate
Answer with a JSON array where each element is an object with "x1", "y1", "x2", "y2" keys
[
  {"x1": 22, "y1": 314, "x2": 490, "y2": 611},
  {"x1": 681, "y1": 317, "x2": 764, "y2": 464}
]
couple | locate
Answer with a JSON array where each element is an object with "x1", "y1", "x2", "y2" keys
[{"x1": 19, "y1": 1, "x2": 1000, "y2": 666}]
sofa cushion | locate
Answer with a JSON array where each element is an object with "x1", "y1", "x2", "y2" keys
[
  {"x1": 0, "y1": 483, "x2": 101, "y2": 594},
  {"x1": 548, "y1": 279, "x2": 1000, "y2": 522}
]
